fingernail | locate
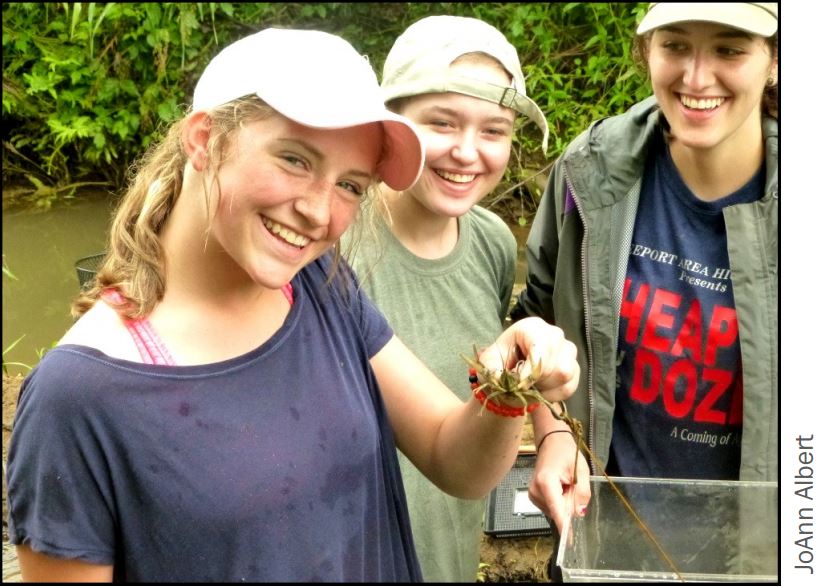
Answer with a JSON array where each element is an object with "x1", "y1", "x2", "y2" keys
[{"x1": 578, "y1": 505, "x2": 587, "y2": 516}]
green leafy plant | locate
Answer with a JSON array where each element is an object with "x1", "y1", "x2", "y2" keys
[
  {"x1": 3, "y1": 2, "x2": 229, "y2": 205},
  {"x1": 3, "y1": 2, "x2": 652, "y2": 213}
]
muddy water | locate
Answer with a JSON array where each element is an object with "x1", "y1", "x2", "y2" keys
[{"x1": 2, "y1": 194, "x2": 113, "y2": 375}]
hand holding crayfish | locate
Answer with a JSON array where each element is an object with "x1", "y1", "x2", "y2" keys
[{"x1": 469, "y1": 317, "x2": 580, "y2": 408}]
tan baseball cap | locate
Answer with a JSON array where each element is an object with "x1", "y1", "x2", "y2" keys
[
  {"x1": 637, "y1": 3, "x2": 779, "y2": 37},
  {"x1": 192, "y1": 28, "x2": 424, "y2": 191},
  {"x1": 381, "y1": 15, "x2": 549, "y2": 154}
]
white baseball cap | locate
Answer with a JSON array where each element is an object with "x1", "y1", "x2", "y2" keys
[
  {"x1": 381, "y1": 15, "x2": 549, "y2": 155},
  {"x1": 192, "y1": 27, "x2": 424, "y2": 191},
  {"x1": 637, "y1": 3, "x2": 779, "y2": 37}
]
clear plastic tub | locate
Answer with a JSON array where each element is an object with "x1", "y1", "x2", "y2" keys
[{"x1": 555, "y1": 476, "x2": 778, "y2": 583}]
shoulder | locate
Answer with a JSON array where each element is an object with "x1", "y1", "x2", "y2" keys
[
  {"x1": 762, "y1": 115, "x2": 778, "y2": 142},
  {"x1": 12, "y1": 344, "x2": 107, "y2": 429},
  {"x1": 301, "y1": 256, "x2": 393, "y2": 356},
  {"x1": 342, "y1": 218, "x2": 390, "y2": 276},
  {"x1": 465, "y1": 207, "x2": 517, "y2": 274},
  {"x1": 468, "y1": 207, "x2": 516, "y2": 252},
  {"x1": 468, "y1": 206, "x2": 514, "y2": 239},
  {"x1": 299, "y1": 254, "x2": 376, "y2": 316},
  {"x1": 565, "y1": 96, "x2": 661, "y2": 160},
  {"x1": 59, "y1": 300, "x2": 143, "y2": 362}
]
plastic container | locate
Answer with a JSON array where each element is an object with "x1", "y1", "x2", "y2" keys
[{"x1": 555, "y1": 476, "x2": 778, "y2": 583}]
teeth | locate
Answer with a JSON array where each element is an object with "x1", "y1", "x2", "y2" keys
[
  {"x1": 680, "y1": 96, "x2": 725, "y2": 110},
  {"x1": 262, "y1": 218, "x2": 309, "y2": 248},
  {"x1": 436, "y1": 170, "x2": 476, "y2": 183}
]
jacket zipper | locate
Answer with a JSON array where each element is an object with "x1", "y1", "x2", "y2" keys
[{"x1": 563, "y1": 169, "x2": 597, "y2": 473}]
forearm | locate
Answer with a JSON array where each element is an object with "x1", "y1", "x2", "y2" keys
[
  {"x1": 17, "y1": 545, "x2": 113, "y2": 583},
  {"x1": 376, "y1": 318, "x2": 578, "y2": 500},
  {"x1": 373, "y1": 336, "x2": 523, "y2": 499},
  {"x1": 426, "y1": 397, "x2": 524, "y2": 499}
]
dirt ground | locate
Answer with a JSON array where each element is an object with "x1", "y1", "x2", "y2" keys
[
  {"x1": 2, "y1": 373, "x2": 550, "y2": 583},
  {"x1": 3, "y1": 375, "x2": 24, "y2": 582}
]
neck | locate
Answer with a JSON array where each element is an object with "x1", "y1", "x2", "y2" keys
[
  {"x1": 385, "y1": 187, "x2": 459, "y2": 259},
  {"x1": 160, "y1": 184, "x2": 265, "y2": 308},
  {"x1": 668, "y1": 122, "x2": 765, "y2": 202},
  {"x1": 148, "y1": 182, "x2": 290, "y2": 364}
]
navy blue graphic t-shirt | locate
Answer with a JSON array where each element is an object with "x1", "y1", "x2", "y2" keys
[{"x1": 609, "y1": 131, "x2": 764, "y2": 480}]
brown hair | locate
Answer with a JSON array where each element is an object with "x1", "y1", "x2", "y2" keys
[{"x1": 632, "y1": 31, "x2": 779, "y2": 119}]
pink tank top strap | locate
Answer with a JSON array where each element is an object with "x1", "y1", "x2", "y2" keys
[
  {"x1": 101, "y1": 283, "x2": 294, "y2": 365},
  {"x1": 101, "y1": 289, "x2": 176, "y2": 366},
  {"x1": 282, "y1": 282, "x2": 294, "y2": 306}
]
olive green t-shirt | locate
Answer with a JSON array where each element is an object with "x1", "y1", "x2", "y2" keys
[{"x1": 345, "y1": 205, "x2": 516, "y2": 582}]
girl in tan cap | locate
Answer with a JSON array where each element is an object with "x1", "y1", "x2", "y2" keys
[
  {"x1": 514, "y1": 0, "x2": 779, "y2": 541},
  {"x1": 343, "y1": 15, "x2": 558, "y2": 583},
  {"x1": 6, "y1": 26, "x2": 579, "y2": 583}
]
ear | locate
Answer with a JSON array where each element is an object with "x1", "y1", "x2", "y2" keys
[
  {"x1": 182, "y1": 111, "x2": 212, "y2": 172},
  {"x1": 769, "y1": 58, "x2": 778, "y2": 86},
  {"x1": 767, "y1": 40, "x2": 779, "y2": 86}
]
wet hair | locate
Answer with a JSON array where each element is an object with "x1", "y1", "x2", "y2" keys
[
  {"x1": 632, "y1": 30, "x2": 779, "y2": 119},
  {"x1": 72, "y1": 96, "x2": 369, "y2": 319},
  {"x1": 72, "y1": 97, "x2": 269, "y2": 318}
]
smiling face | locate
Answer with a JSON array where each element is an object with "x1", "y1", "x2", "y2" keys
[
  {"x1": 204, "y1": 113, "x2": 383, "y2": 289},
  {"x1": 646, "y1": 21, "x2": 776, "y2": 156},
  {"x1": 395, "y1": 57, "x2": 515, "y2": 219}
]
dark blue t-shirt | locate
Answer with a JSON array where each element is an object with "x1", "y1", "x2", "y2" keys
[
  {"x1": 610, "y1": 131, "x2": 764, "y2": 480},
  {"x1": 7, "y1": 255, "x2": 422, "y2": 582}
]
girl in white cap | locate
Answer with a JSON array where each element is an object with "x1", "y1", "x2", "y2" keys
[
  {"x1": 343, "y1": 15, "x2": 555, "y2": 583},
  {"x1": 514, "y1": 2, "x2": 779, "y2": 537},
  {"x1": 6, "y1": 27, "x2": 579, "y2": 583}
]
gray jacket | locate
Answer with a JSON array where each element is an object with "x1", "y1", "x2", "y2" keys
[{"x1": 513, "y1": 96, "x2": 778, "y2": 481}]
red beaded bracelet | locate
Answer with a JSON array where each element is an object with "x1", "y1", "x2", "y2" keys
[{"x1": 469, "y1": 368, "x2": 539, "y2": 417}]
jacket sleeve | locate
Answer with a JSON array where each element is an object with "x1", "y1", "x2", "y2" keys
[{"x1": 510, "y1": 155, "x2": 568, "y2": 325}]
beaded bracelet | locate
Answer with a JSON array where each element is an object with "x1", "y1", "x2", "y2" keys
[
  {"x1": 535, "y1": 429, "x2": 574, "y2": 453},
  {"x1": 469, "y1": 368, "x2": 539, "y2": 417}
]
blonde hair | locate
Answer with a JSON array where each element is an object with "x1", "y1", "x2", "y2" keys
[
  {"x1": 73, "y1": 96, "x2": 385, "y2": 318},
  {"x1": 72, "y1": 97, "x2": 280, "y2": 319}
]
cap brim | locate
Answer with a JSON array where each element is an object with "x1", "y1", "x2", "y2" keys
[
  {"x1": 637, "y1": 3, "x2": 778, "y2": 36},
  {"x1": 378, "y1": 118, "x2": 424, "y2": 191}
]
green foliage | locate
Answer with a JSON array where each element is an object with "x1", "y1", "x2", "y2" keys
[
  {"x1": 3, "y1": 2, "x2": 653, "y2": 214},
  {"x1": 3, "y1": 2, "x2": 226, "y2": 201}
]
